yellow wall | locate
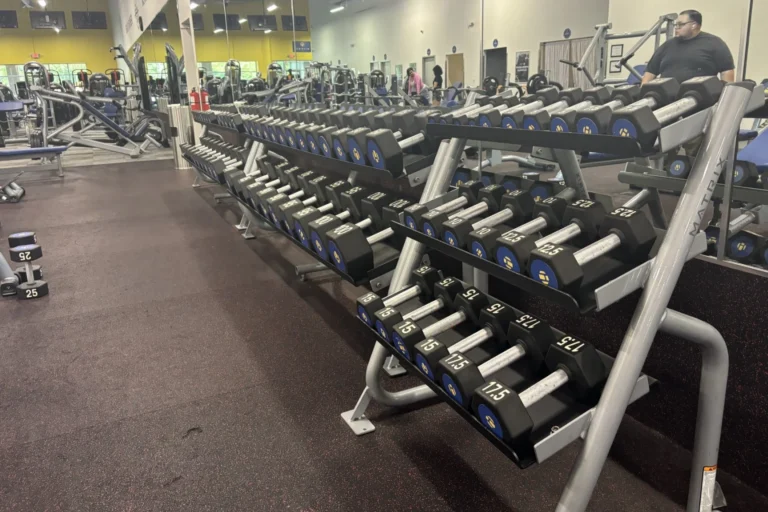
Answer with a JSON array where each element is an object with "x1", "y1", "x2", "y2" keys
[
  {"x1": 0, "y1": 0, "x2": 115, "y2": 72},
  {"x1": 137, "y1": 0, "x2": 313, "y2": 69}
]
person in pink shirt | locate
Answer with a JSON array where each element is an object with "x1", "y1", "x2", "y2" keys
[{"x1": 406, "y1": 68, "x2": 424, "y2": 96}]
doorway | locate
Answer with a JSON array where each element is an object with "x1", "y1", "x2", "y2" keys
[
  {"x1": 446, "y1": 53, "x2": 464, "y2": 86},
  {"x1": 422, "y1": 56, "x2": 436, "y2": 88},
  {"x1": 484, "y1": 47, "x2": 508, "y2": 85}
]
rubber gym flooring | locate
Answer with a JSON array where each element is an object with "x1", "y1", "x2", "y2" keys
[{"x1": 0, "y1": 159, "x2": 699, "y2": 511}]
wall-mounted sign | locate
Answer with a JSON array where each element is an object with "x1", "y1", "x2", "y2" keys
[
  {"x1": 427, "y1": 49, "x2": 431, "y2": 56},
  {"x1": 452, "y1": 46, "x2": 457, "y2": 54},
  {"x1": 564, "y1": 28, "x2": 572, "y2": 39},
  {"x1": 293, "y1": 41, "x2": 312, "y2": 53},
  {"x1": 492, "y1": 39, "x2": 498, "y2": 48}
]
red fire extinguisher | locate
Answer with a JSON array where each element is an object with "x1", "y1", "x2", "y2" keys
[
  {"x1": 190, "y1": 88, "x2": 201, "y2": 111},
  {"x1": 201, "y1": 89, "x2": 210, "y2": 111}
]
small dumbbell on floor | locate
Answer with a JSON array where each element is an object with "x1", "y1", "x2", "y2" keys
[
  {"x1": 8, "y1": 232, "x2": 43, "y2": 283},
  {"x1": 9, "y1": 242, "x2": 48, "y2": 300}
]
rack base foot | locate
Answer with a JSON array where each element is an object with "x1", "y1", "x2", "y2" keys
[
  {"x1": 340, "y1": 410, "x2": 376, "y2": 436},
  {"x1": 383, "y1": 355, "x2": 406, "y2": 377}
]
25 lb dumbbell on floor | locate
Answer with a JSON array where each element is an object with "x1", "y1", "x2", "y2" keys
[{"x1": 9, "y1": 244, "x2": 48, "y2": 300}]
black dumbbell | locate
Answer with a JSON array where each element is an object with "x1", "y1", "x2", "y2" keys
[
  {"x1": 292, "y1": 180, "x2": 360, "y2": 248},
  {"x1": 522, "y1": 88, "x2": 587, "y2": 130},
  {"x1": 612, "y1": 76, "x2": 722, "y2": 147},
  {"x1": 528, "y1": 206, "x2": 656, "y2": 293},
  {"x1": 497, "y1": 88, "x2": 563, "y2": 129},
  {"x1": 666, "y1": 155, "x2": 694, "y2": 178},
  {"x1": 366, "y1": 110, "x2": 439, "y2": 172},
  {"x1": 413, "y1": 301, "x2": 518, "y2": 381},
  {"x1": 473, "y1": 332, "x2": 606, "y2": 444},
  {"x1": 391, "y1": 287, "x2": 489, "y2": 360},
  {"x1": 492, "y1": 189, "x2": 580, "y2": 272},
  {"x1": 403, "y1": 181, "x2": 485, "y2": 233},
  {"x1": 9, "y1": 231, "x2": 37, "y2": 248},
  {"x1": 571, "y1": 84, "x2": 642, "y2": 134},
  {"x1": 373, "y1": 277, "x2": 465, "y2": 343},
  {"x1": 325, "y1": 194, "x2": 415, "y2": 278},
  {"x1": 9, "y1": 244, "x2": 48, "y2": 300},
  {"x1": 442, "y1": 187, "x2": 536, "y2": 249},
  {"x1": 438, "y1": 312, "x2": 558, "y2": 408},
  {"x1": 356, "y1": 266, "x2": 442, "y2": 327}
]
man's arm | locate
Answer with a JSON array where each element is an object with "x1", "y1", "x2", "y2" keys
[
  {"x1": 713, "y1": 37, "x2": 735, "y2": 83},
  {"x1": 720, "y1": 69, "x2": 735, "y2": 83},
  {"x1": 641, "y1": 72, "x2": 657, "y2": 84}
]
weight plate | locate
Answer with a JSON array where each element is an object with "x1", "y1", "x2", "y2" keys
[
  {"x1": 18, "y1": 280, "x2": 48, "y2": 300},
  {"x1": 9, "y1": 244, "x2": 43, "y2": 263},
  {"x1": 477, "y1": 404, "x2": 505, "y2": 439},
  {"x1": 576, "y1": 118, "x2": 599, "y2": 135},
  {"x1": 9, "y1": 231, "x2": 36, "y2": 248}
]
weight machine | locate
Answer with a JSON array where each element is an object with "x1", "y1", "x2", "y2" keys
[{"x1": 562, "y1": 13, "x2": 677, "y2": 86}]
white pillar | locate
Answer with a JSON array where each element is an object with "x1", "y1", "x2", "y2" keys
[{"x1": 176, "y1": 0, "x2": 199, "y2": 100}]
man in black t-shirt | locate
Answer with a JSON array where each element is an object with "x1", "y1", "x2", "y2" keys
[{"x1": 642, "y1": 10, "x2": 734, "y2": 85}]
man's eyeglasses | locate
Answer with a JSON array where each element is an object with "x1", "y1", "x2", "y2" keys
[{"x1": 674, "y1": 21, "x2": 695, "y2": 28}]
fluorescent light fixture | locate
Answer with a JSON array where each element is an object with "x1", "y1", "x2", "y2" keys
[
  {"x1": 266, "y1": 4, "x2": 278, "y2": 11},
  {"x1": 38, "y1": 0, "x2": 46, "y2": 7},
  {"x1": 53, "y1": 27, "x2": 60, "y2": 33},
  {"x1": 264, "y1": 29, "x2": 272, "y2": 34},
  {"x1": 214, "y1": 28, "x2": 224, "y2": 34},
  {"x1": 239, "y1": 17, "x2": 247, "y2": 24},
  {"x1": 190, "y1": 2, "x2": 199, "y2": 9},
  {"x1": 162, "y1": 27, "x2": 168, "y2": 32},
  {"x1": 330, "y1": 6, "x2": 344, "y2": 13}
]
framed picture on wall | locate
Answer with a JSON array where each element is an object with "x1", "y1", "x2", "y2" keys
[
  {"x1": 515, "y1": 51, "x2": 530, "y2": 82},
  {"x1": 610, "y1": 60, "x2": 622, "y2": 73},
  {"x1": 610, "y1": 44, "x2": 624, "y2": 58}
]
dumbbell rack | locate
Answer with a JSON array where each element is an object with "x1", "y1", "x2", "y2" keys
[
  {"x1": 356, "y1": 284, "x2": 652, "y2": 468},
  {"x1": 225, "y1": 190, "x2": 402, "y2": 288},
  {"x1": 344, "y1": 84, "x2": 766, "y2": 511}
]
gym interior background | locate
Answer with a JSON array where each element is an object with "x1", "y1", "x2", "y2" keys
[{"x1": 0, "y1": 0, "x2": 767, "y2": 511}]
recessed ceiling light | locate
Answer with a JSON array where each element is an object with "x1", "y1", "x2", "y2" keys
[
  {"x1": 239, "y1": 18, "x2": 247, "y2": 24},
  {"x1": 190, "y1": 2, "x2": 199, "y2": 9},
  {"x1": 37, "y1": 0, "x2": 47, "y2": 7},
  {"x1": 214, "y1": 28, "x2": 224, "y2": 34},
  {"x1": 330, "y1": 6, "x2": 344, "y2": 13},
  {"x1": 267, "y1": 4, "x2": 278, "y2": 12},
  {"x1": 264, "y1": 29, "x2": 272, "y2": 34}
]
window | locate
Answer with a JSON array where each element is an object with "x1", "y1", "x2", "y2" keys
[
  {"x1": 240, "y1": 62, "x2": 259, "y2": 80},
  {"x1": 202, "y1": 61, "x2": 259, "y2": 80},
  {"x1": 281, "y1": 15, "x2": 308, "y2": 31},
  {"x1": 30, "y1": 11, "x2": 66, "y2": 29},
  {"x1": 0, "y1": 10, "x2": 18, "y2": 29},
  {"x1": 271, "y1": 60, "x2": 310, "y2": 80},
  {"x1": 248, "y1": 15, "x2": 277, "y2": 32},
  {"x1": 213, "y1": 14, "x2": 241, "y2": 31},
  {"x1": 145, "y1": 62, "x2": 168, "y2": 80},
  {"x1": 149, "y1": 13, "x2": 167, "y2": 31},
  {"x1": 72, "y1": 11, "x2": 107, "y2": 29},
  {"x1": 45, "y1": 63, "x2": 87, "y2": 84},
  {"x1": 193, "y1": 13, "x2": 204, "y2": 31}
]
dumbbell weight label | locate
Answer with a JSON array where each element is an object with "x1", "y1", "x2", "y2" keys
[
  {"x1": 25, "y1": 288, "x2": 39, "y2": 299},
  {"x1": 443, "y1": 353, "x2": 470, "y2": 371},
  {"x1": 571, "y1": 199, "x2": 597, "y2": 209},
  {"x1": 556, "y1": 335, "x2": 586, "y2": 353},
  {"x1": 516, "y1": 314, "x2": 542, "y2": 329},
  {"x1": 393, "y1": 321, "x2": 418, "y2": 355},
  {"x1": 413, "y1": 266, "x2": 432, "y2": 276},
  {"x1": 610, "y1": 207, "x2": 639, "y2": 218},
  {"x1": 479, "y1": 381, "x2": 512, "y2": 402},
  {"x1": 536, "y1": 244, "x2": 564, "y2": 257},
  {"x1": 357, "y1": 293, "x2": 379, "y2": 324},
  {"x1": 18, "y1": 251, "x2": 32, "y2": 261},
  {"x1": 486, "y1": 303, "x2": 506, "y2": 315},
  {"x1": 375, "y1": 307, "x2": 398, "y2": 340}
]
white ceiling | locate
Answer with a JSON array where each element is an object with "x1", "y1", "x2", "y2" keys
[{"x1": 307, "y1": 0, "x2": 396, "y2": 28}]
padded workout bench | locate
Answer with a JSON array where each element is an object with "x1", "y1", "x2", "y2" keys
[
  {"x1": 0, "y1": 146, "x2": 67, "y2": 178},
  {"x1": 737, "y1": 127, "x2": 768, "y2": 173}
]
